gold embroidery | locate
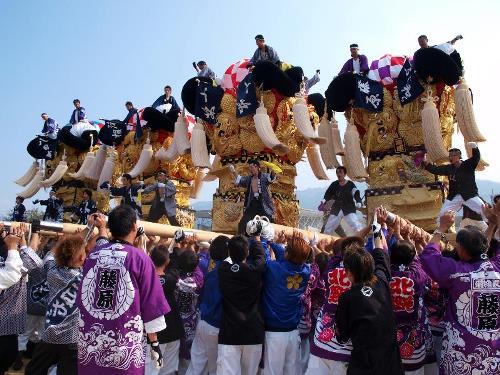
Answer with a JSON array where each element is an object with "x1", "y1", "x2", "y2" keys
[{"x1": 287, "y1": 273, "x2": 303, "y2": 290}]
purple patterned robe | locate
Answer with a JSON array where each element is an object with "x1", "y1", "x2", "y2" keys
[
  {"x1": 310, "y1": 255, "x2": 353, "y2": 362},
  {"x1": 77, "y1": 241, "x2": 170, "y2": 375},
  {"x1": 177, "y1": 266, "x2": 204, "y2": 360},
  {"x1": 390, "y1": 257, "x2": 430, "y2": 371},
  {"x1": 420, "y1": 242, "x2": 500, "y2": 375}
]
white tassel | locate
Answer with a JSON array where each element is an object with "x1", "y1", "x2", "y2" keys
[
  {"x1": 317, "y1": 116, "x2": 340, "y2": 169},
  {"x1": 87, "y1": 145, "x2": 107, "y2": 180},
  {"x1": 331, "y1": 112, "x2": 345, "y2": 156},
  {"x1": 191, "y1": 120, "x2": 211, "y2": 168},
  {"x1": 40, "y1": 153, "x2": 68, "y2": 188},
  {"x1": 203, "y1": 155, "x2": 220, "y2": 181},
  {"x1": 98, "y1": 148, "x2": 117, "y2": 191},
  {"x1": 175, "y1": 112, "x2": 191, "y2": 155},
  {"x1": 156, "y1": 137, "x2": 180, "y2": 162},
  {"x1": 344, "y1": 118, "x2": 368, "y2": 180},
  {"x1": 306, "y1": 144, "x2": 330, "y2": 180},
  {"x1": 128, "y1": 137, "x2": 153, "y2": 178},
  {"x1": 454, "y1": 81, "x2": 486, "y2": 142},
  {"x1": 14, "y1": 161, "x2": 39, "y2": 186},
  {"x1": 69, "y1": 151, "x2": 95, "y2": 180},
  {"x1": 253, "y1": 101, "x2": 289, "y2": 155},
  {"x1": 155, "y1": 146, "x2": 168, "y2": 160},
  {"x1": 421, "y1": 89, "x2": 449, "y2": 163},
  {"x1": 292, "y1": 96, "x2": 326, "y2": 144},
  {"x1": 190, "y1": 168, "x2": 207, "y2": 198},
  {"x1": 17, "y1": 170, "x2": 44, "y2": 199}
]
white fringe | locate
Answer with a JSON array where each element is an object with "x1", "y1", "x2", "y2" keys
[
  {"x1": 14, "y1": 161, "x2": 39, "y2": 186},
  {"x1": 174, "y1": 114, "x2": 191, "y2": 155},
  {"x1": 306, "y1": 144, "x2": 329, "y2": 180},
  {"x1": 191, "y1": 120, "x2": 211, "y2": 168},
  {"x1": 421, "y1": 100, "x2": 448, "y2": 163},
  {"x1": 253, "y1": 101, "x2": 289, "y2": 155},
  {"x1": 40, "y1": 160, "x2": 68, "y2": 188},
  {"x1": 344, "y1": 123, "x2": 368, "y2": 180},
  {"x1": 454, "y1": 82, "x2": 486, "y2": 142},
  {"x1": 292, "y1": 96, "x2": 326, "y2": 144},
  {"x1": 69, "y1": 151, "x2": 95, "y2": 180},
  {"x1": 190, "y1": 168, "x2": 207, "y2": 198},
  {"x1": 317, "y1": 116, "x2": 340, "y2": 169},
  {"x1": 87, "y1": 145, "x2": 107, "y2": 180},
  {"x1": 331, "y1": 113, "x2": 345, "y2": 156},
  {"x1": 156, "y1": 137, "x2": 179, "y2": 162},
  {"x1": 98, "y1": 148, "x2": 117, "y2": 192},
  {"x1": 128, "y1": 138, "x2": 153, "y2": 178},
  {"x1": 203, "y1": 155, "x2": 220, "y2": 182},
  {"x1": 17, "y1": 170, "x2": 45, "y2": 199}
]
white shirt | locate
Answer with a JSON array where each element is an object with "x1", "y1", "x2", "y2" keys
[
  {"x1": 352, "y1": 58, "x2": 361, "y2": 73},
  {"x1": 0, "y1": 250, "x2": 23, "y2": 291}
]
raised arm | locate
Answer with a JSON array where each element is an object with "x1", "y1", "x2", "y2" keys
[
  {"x1": 424, "y1": 162, "x2": 450, "y2": 176},
  {"x1": 248, "y1": 236, "x2": 266, "y2": 272},
  {"x1": 109, "y1": 186, "x2": 125, "y2": 197},
  {"x1": 464, "y1": 142, "x2": 480, "y2": 170},
  {"x1": 142, "y1": 183, "x2": 158, "y2": 195},
  {"x1": 419, "y1": 211, "x2": 457, "y2": 288},
  {"x1": 372, "y1": 243, "x2": 391, "y2": 285}
]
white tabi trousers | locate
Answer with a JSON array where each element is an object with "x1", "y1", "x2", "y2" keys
[
  {"x1": 324, "y1": 210, "x2": 363, "y2": 234},
  {"x1": 217, "y1": 344, "x2": 263, "y2": 375},
  {"x1": 304, "y1": 354, "x2": 347, "y2": 375},
  {"x1": 263, "y1": 330, "x2": 300, "y2": 375},
  {"x1": 437, "y1": 194, "x2": 486, "y2": 223},
  {"x1": 145, "y1": 340, "x2": 180, "y2": 375},
  {"x1": 186, "y1": 319, "x2": 219, "y2": 375}
]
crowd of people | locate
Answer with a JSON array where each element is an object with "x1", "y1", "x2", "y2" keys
[{"x1": 1, "y1": 192, "x2": 499, "y2": 374}]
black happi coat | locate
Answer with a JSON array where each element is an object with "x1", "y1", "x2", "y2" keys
[
  {"x1": 324, "y1": 180, "x2": 361, "y2": 216},
  {"x1": 39, "y1": 198, "x2": 64, "y2": 221},
  {"x1": 75, "y1": 199, "x2": 96, "y2": 225},
  {"x1": 12, "y1": 203, "x2": 26, "y2": 222},
  {"x1": 425, "y1": 147, "x2": 480, "y2": 200},
  {"x1": 157, "y1": 269, "x2": 185, "y2": 344},
  {"x1": 335, "y1": 248, "x2": 404, "y2": 375},
  {"x1": 218, "y1": 240, "x2": 266, "y2": 345}
]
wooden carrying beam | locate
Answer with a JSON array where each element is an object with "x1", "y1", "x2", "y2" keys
[{"x1": 1, "y1": 220, "x2": 339, "y2": 243}]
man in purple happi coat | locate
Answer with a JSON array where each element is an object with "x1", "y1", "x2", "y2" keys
[
  {"x1": 389, "y1": 240, "x2": 430, "y2": 373},
  {"x1": 307, "y1": 239, "x2": 355, "y2": 374},
  {"x1": 338, "y1": 44, "x2": 369, "y2": 75},
  {"x1": 420, "y1": 211, "x2": 500, "y2": 375},
  {"x1": 77, "y1": 205, "x2": 170, "y2": 375}
]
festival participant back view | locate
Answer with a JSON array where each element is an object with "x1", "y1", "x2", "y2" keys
[{"x1": 77, "y1": 204, "x2": 170, "y2": 375}]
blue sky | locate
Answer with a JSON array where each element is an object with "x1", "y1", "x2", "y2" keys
[{"x1": 1, "y1": 0, "x2": 499, "y2": 215}]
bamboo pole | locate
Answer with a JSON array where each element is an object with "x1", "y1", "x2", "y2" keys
[{"x1": 1, "y1": 220, "x2": 339, "y2": 243}]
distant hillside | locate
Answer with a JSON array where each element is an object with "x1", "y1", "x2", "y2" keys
[{"x1": 191, "y1": 179, "x2": 500, "y2": 211}]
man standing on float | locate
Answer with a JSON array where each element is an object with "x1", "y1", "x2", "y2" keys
[
  {"x1": 229, "y1": 159, "x2": 276, "y2": 235},
  {"x1": 321, "y1": 166, "x2": 364, "y2": 234},
  {"x1": 423, "y1": 142, "x2": 486, "y2": 224}
]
